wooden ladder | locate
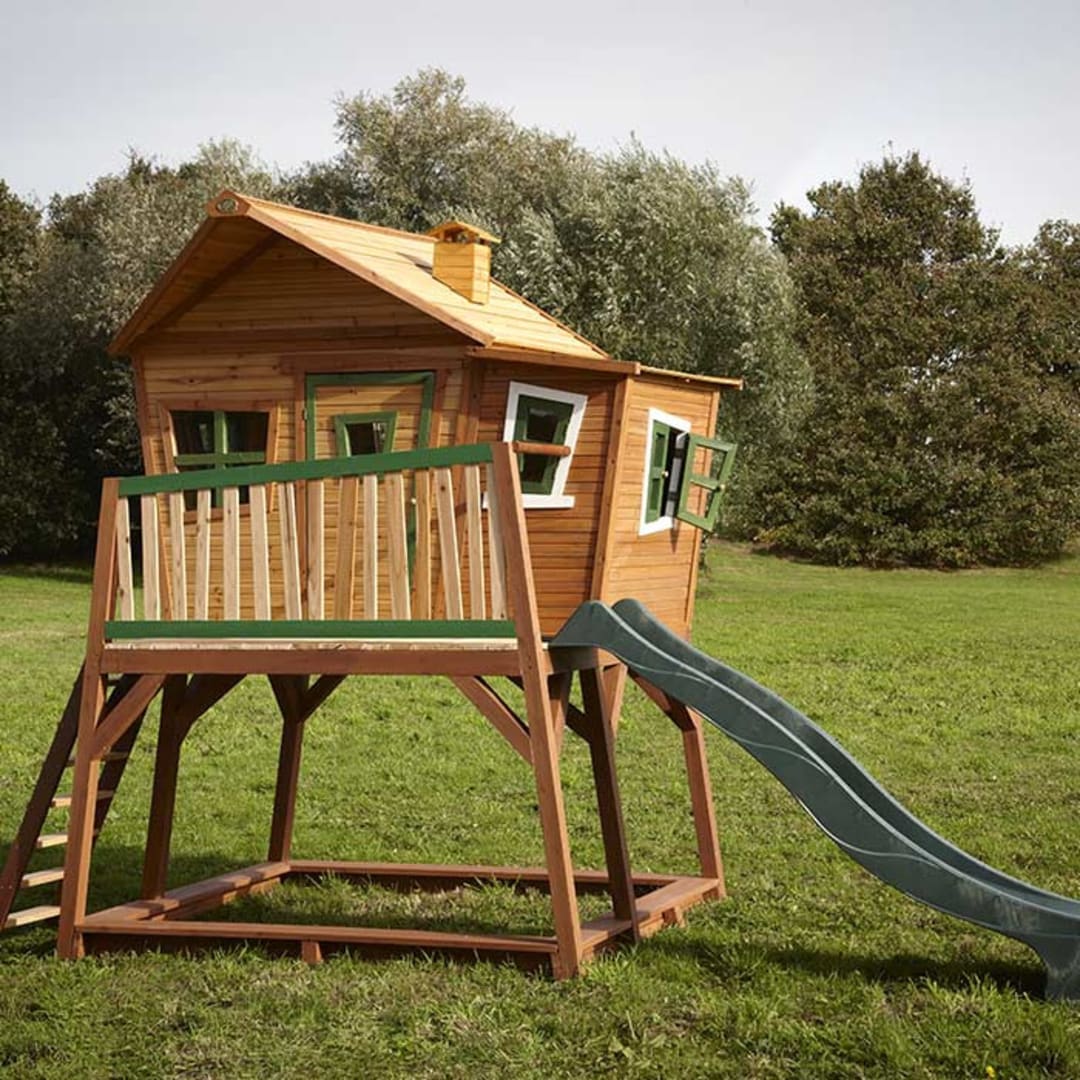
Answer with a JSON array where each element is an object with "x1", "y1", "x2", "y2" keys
[{"x1": 0, "y1": 667, "x2": 145, "y2": 935}]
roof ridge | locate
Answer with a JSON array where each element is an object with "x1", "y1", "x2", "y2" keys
[{"x1": 233, "y1": 191, "x2": 437, "y2": 246}]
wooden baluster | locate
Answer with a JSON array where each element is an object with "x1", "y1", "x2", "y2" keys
[
  {"x1": 486, "y1": 464, "x2": 507, "y2": 619},
  {"x1": 279, "y1": 482, "x2": 302, "y2": 620},
  {"x1": 434, "y1": 467, "x2": 463, "y2": 619},
  {"x1": 194, "y1": 489, "x2": 212, "y2": 620},
  {"x1": 413, "y1": 470, "x2": 432, "y2": 620},
  {"x1": 465, "y1": 464, "x2": 486, "y2": 619},
  {"x1": 167, "y1": 492, "x2": 187, "y2": 620},
  {"x1": 223, "y1": 486, "x2": 240, "y2": 620},
  {"x1": 115, "y1": 497, "x2": 135, "y2": 620},
  {"x1": 386, "y1": 472, "x2": 411, "y2": 619},
  {"x1": 250, "y1": 485, "x2": 271, "y2": 620},
  {"x1": 334, "y1": 476, "x2": 359, "y2": 619},
  {"x1": 306, "y1": 480, "x2": 325, "y2": 620},
  {"x1": 362, "y1": 474, "x2": 378, "y2": 618},
  {"x1": 140, "y1": 494, "x2": 161, "y2": 620}
]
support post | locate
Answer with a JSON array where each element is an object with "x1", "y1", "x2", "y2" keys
[
  {"x1": 141, "y1": 675, "x2": 190, "y2": 899},
  {"x1": 491, "y1": 443, "x2": 583, "y2": 977},
  {"x1": 268, "y1": 675, "x2": 309, "y2": 863},
  {"x1": 580, "y1": 666, "x2": 639, "y2": 936}
]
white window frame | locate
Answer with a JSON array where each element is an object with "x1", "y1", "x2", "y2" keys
[
  {"x1": 639, "y1": 407, "x2": 692, "y2": 536},
  {"x1": 501, "y1": 380, "x2": 587, "y2": 509}
]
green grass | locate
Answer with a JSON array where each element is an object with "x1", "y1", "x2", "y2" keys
[{"x1": 1, "y1": 545, "x2": 1079, "y2": 1078}]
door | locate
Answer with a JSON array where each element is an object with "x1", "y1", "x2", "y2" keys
[
  {"x1": 305, "y1": 371, "x2": 436, "y2": 460},
  {"x1": 304, "y1": 371, "x2": 436, "y2": 619}
]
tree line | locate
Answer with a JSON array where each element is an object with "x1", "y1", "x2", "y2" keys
[{"x1": 1, "y1": 69, "x2": 1077, "y2": 566}]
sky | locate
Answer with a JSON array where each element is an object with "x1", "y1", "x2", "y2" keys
[{"x1": 1, "y1": 0, "x2": 1078, "y2": 245}]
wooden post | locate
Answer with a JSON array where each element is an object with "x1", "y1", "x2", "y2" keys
[
  {"x1": 268, "y1": 675, "x2": 308, "y2": 862},
  {"x1": 141, "y1": 676, "x2": 189, "y2": 899},
  {"x1": 681, "y1": 714, "x2": 725, "y2": 897},
  {"x1": 580, "y1": 666, "x2": 639, "y2": 935},
  {"x1": 491, "y1": 443, "x2": 583, "y2": 978},
  {"x1": 57, "y1": 479, "x2": 120, "y2": 959}
]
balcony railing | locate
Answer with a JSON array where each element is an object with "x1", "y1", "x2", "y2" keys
[{"x1": 98, "y1": 442, "x2": 561, "y2": 643}]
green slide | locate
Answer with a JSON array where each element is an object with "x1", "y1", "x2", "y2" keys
[{"x1": 551, "y1": 599, "x2": 1080, "y2": 1000}]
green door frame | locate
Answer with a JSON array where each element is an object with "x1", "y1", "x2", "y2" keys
[{"x1": 304, "y1": 371, "x2": 436, "y2": 460}]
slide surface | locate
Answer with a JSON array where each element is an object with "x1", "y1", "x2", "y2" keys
[{"x1": 550, "y1": 599, "x2": 1080, "y2": 1000}]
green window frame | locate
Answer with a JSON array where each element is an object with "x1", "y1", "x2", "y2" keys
[
  {"x1": 171, "y1": 409, "x2": 269, "y2": 508},
  {"x1": 512, "y1": 393, "x2": 574, "y2": 495},
  {"x1": 674, "y1": 434, "x2": 738, "y2": 532},
  {"x1": 333, "y1": 411, "x2": 398, "y2": 457},
  {"x1": 645, "y1": 422, "x2": 677, "y2": 524}
]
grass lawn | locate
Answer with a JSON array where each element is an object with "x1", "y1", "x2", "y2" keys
[{"x1": 1, "y1": 543, "x2": 1078, "y2": 1078}]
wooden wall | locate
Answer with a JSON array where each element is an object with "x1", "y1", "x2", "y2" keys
[{"x1": 599, "y1": 375, "x2": 720, "y2": 638}]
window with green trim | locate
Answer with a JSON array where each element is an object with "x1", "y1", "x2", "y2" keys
[
  {"x1": 512, "y1": 394, "x2": 574, "y2": 494},
  {"x1": 334, "y1": 411, "x2": 397, "y2": 457},
  {"x1": 640, "y1": 408, "x2": 690, "y2": 534},
  {"x1": 501, "y1": 381, "x2": 587, "y2": 508},
  {"x1": 172, "y1": 409, "x2": 269, "y2": 508}
]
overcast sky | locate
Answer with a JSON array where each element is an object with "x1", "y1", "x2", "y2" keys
[{"x1": 1, "y1": 0, "x2": 1077, "y2": 244}]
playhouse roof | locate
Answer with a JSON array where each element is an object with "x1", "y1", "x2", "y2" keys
[{"x1": 109, "y1": 191, "x2": 610, "y2": 362}]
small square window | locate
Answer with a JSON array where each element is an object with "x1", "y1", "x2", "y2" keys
[
  {"x1": 500, "y1": 381, "x2": 587, "y2": 509},
  {"x1": 171, "y1": 408, "x2": 269, "y2": 509},
  {"x1": 334, "y1": 411, "x2": 398, "y2": 457}
]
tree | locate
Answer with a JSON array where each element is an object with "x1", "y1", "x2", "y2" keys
[
  {"x1": 0, "y1": 143, "x2": 278, "y2": 556},
  {"x1": 287, "y1": 69, "x2": 809, "y2": 466},
  {"x1": 745, "y1": 154, "x2": 1080, "y2": 566}
]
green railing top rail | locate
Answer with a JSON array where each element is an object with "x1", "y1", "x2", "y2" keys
[{"x1": 117, "y1": 442, "x2": 496, "y2": 498}]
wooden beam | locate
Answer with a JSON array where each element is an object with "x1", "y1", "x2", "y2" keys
[{"x1": 449, "y1": 676, "x2": 532, "y2": 764}]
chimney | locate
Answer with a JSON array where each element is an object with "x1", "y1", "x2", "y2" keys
[{"x1": 427, "y1": 221, "x2": 500, "y2": 304}]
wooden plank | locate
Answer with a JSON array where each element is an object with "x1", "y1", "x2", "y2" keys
[
  {"x1": 115, "y1": 498, "x2": 135, "y2": 620},
  {"x1": 486, "y1": 464, "x2": 508, "y2": 619},
  {"x1": 305, "y1": 480, "x2": 325, "y2": 619},
  {"x1": 167, "y1": 492, "x2": 187, "y2": 620},
  {"x1": 682, "y1": 716, "x2": 726, "y2": 895},
  {"x1": 249, "y1": 484, "x2": 271, "y2": 620},
  {"x1": 385, "y1": 472, "x2": 411, "y2": 619},
  {"x1": 4, "y1": 905, "x2": 60, "y2": 929},
  {"x1": 362, "y1": 474, "x2": 378, "y2": 618},
  {"x1": 222, "y1": 487, "x2": 241, "y2": 620},
  {"x1": 19, "y1": 867, "x2": 65, "y2": 889},
  {"x1": 490, "y1": 443, "x2": 583, "y2": 978},
  {"x1": 413, "y1": 471, "x2": 432, "y2": 620},
  {"x1": 434, "y1": 468, "x2": 463, "y2": 619},
  {"x1": 279, "y1": 482, "x2": 302, "y2": 620},
  {"x1": 464, "y1": 464, "x2": 486, "y2": 619},
  {"x1": 267, "y1": 677, "x2": 307, "y2": 862},
  {"x1": 590, "y1": 376, "x2": 630, "y2": 599},
  {"x1": 194, "y1": 489, "x2": 212, "y2": 621},
  {"x1": 140, "y1": 494, "x2": 161, "y2": 620},
  {"x1": 580, "y1": 667, "x2": 638, "y2": 931},
  {"x1": 334, "y1": 475, "x2": 359, "y2": 619}
]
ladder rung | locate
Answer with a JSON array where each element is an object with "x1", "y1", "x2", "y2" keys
[
  {"x1": 66, "y1": 752, "x2": 128, "y2": 768},
  {"x1": 35, "y1": 829, "x2": 99, "y2": 849},
  {"x1": 50, "y1": 790, "x2": 115, "y2": 810},
  {"x1": 3, "y1": 904, "x2": 60, "y2": 930},
  {"x1": 20, "y1": 867, "x2": 65, "y2": 889}
]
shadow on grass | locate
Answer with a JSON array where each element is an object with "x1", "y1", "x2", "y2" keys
[{"x1": 644, "y1": 929, "x2": 1046, "y2": 998}]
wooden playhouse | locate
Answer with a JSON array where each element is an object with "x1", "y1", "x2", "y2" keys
[{"x1": 0, "y1": 191, "x2": 740, "y2": 977}]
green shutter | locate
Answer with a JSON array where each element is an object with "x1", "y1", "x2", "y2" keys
[
  {"x1": 514, "y1": 394, "x2": 574, "y2": 495},
  {"x1": 675, "y1": 435, "x2": 737, "y2": 532},
  {"x1": 645, "y1": 423, "x2": 672, "y2": 523}
]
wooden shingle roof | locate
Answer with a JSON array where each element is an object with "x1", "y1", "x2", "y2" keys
[{"x1": 110, "y1": 191, "x2": 611, "y2": 362}]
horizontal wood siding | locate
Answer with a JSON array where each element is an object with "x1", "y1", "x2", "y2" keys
[
  {"x1": 474, "y1": 363, "x2": 618, "y2": 635},
  {"x1": 602, "y1": 376, "x2": 720, "y2": 638},
  {"x1": 134, "y1": 235, "x2": 470, "y2": 620}
]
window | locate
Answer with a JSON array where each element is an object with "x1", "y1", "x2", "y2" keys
[
  {"x1": 170, "y1": 408, "x2": 270, "y2": 508},
  {"x1": 501, "y1": 382, "x2": 587, "y2": 509},
  {"x1": 334, "y1": 411, "x2": 397, "y2": 456},
  {"x1": 640, "y1": 408, "x2": 691, "y2": 535}
]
